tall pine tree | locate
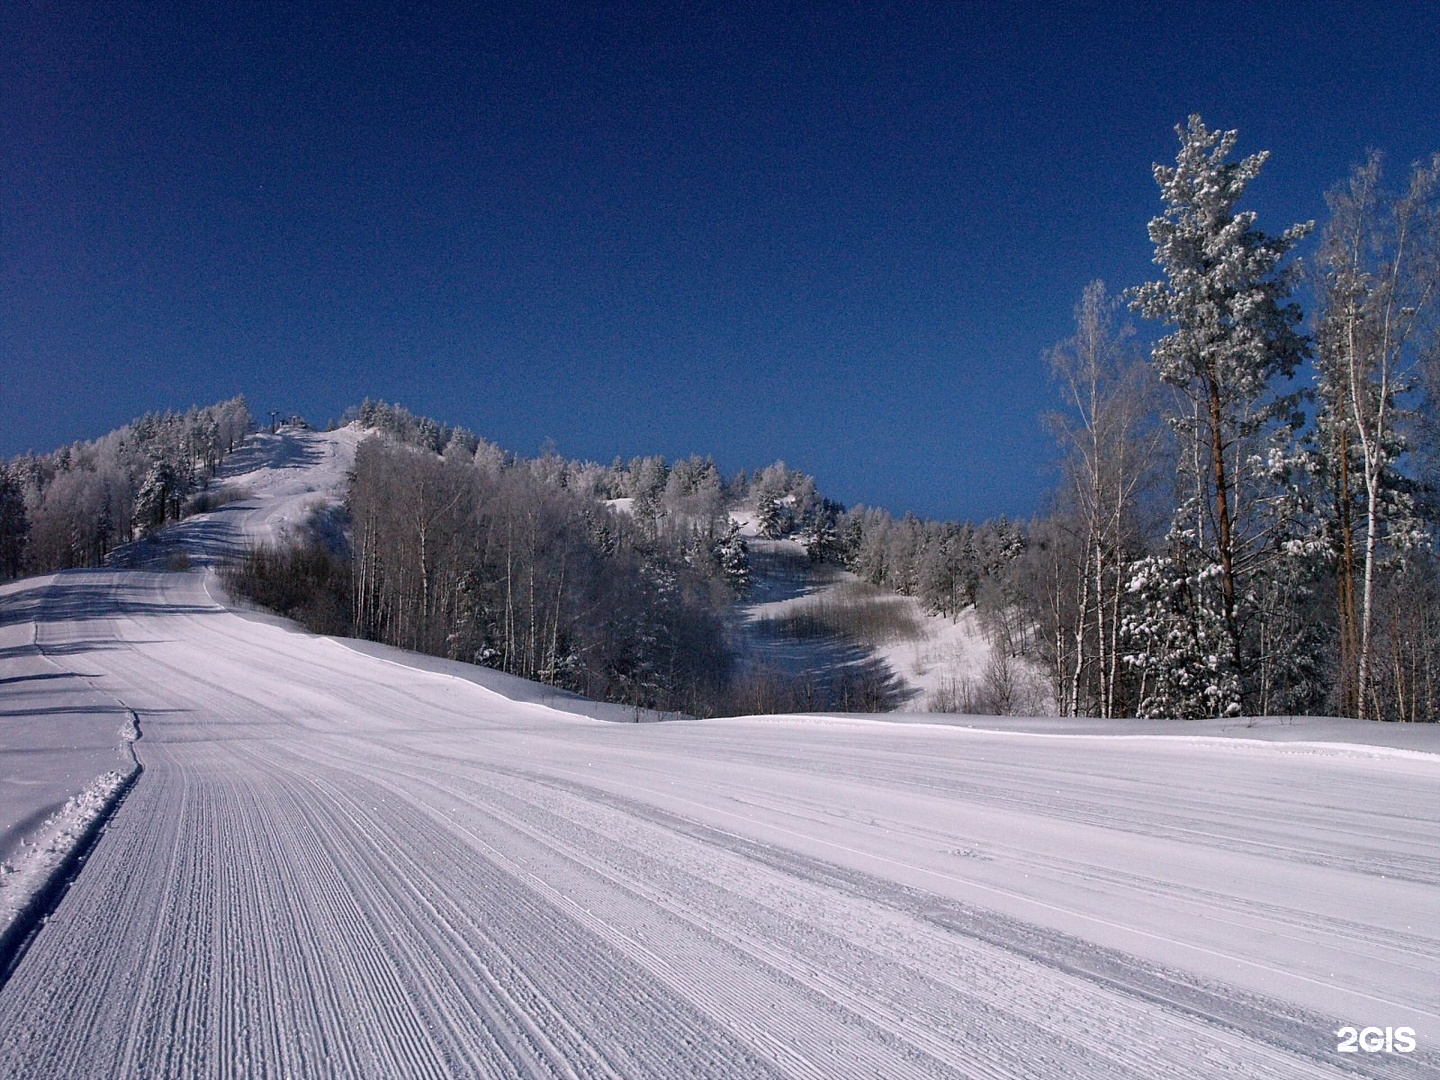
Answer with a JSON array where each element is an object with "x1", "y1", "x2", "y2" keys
[{"x1": 1127, "y1": 116, "x2": 1312, "y2": 717}]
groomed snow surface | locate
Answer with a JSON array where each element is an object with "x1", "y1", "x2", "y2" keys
[{"x1": 1, "y1": 428, "x2": 1438, "y2": 1079}]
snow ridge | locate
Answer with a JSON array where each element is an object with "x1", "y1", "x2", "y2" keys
[{"x1": 0, "y1": 720, "x2": 141, "y2": 979}]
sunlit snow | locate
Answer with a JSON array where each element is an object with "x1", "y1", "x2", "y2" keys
[{"x1": 1, "y1": 426, "x2": 1437, "y2": 1078}]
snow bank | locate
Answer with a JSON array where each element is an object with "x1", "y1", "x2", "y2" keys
[{"x1": 0, "y1": 718, "x2": 140, "y2": 971}]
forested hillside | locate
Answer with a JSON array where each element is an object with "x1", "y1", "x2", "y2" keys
[
  {"x1": 813, "y1": 123, "x2": 1440, "y2": 725},
  {"x1": 0, "y1": 397, "x2": 251, "y2": 574},
  {"x1": 224, "y1": 401, "x2": 1022, "y2": 717},
  {"x1": 9, "y1": 114, "x2": 1440, "y2": 725}
]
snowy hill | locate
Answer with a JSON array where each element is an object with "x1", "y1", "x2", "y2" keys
[{"x1": 108, "y1": 423, "x2": 366, "y2": 568}]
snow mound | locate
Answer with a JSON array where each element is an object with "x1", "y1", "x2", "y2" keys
[{"x1": 0, "y1": 766, "x2": 138, "y2": 961}]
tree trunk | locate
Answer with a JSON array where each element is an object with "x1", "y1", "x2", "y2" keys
[
  {"x1": 1337, "y1": 426, "x2": 1358, "y2": 716},
  {"x1": 1358, "y1": 479, "x2": 1380, "y2": 720},
  {"x1": 1069, "y1": 538, "x2": 1090, "y2": 716},
  {"x1": 1207, "y1": 373, "x2": 1241, "y2": 699}
]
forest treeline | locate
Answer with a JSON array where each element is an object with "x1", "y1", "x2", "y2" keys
[
  {"x1": 807, "y1": 119, "x2": 1440, "y2": 724},
  {"x1": 8, "y1": 118, "x2": 1439, "y2": 723},
  {"x1": 1008, "y1": 118, "x2": 1440, "y2": 722},
  {"x1": 343, "y1": 418, "x2": 737, "y2": 713},
  {"x1": 0, "y1": 397, "x2": 252, "y2": 575},
  {"x1": 229, "y1": 400, "x2": 990, "y2": 715}
]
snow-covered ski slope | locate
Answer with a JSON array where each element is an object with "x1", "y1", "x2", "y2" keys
[
  {"x1": 118, "y1": 423, "x2": 368, "y2": 568},
  {"x1": 1, "y1": 428, "x2": 1438, "y2": 1079}
]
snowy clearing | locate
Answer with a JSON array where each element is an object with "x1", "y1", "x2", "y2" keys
[
  {"x1": 0, "y1": 428, "x2": 1437, "y2": 1078},
  {"x1": 732, "y1": 512, "x2": 1047, "y2": 712}
]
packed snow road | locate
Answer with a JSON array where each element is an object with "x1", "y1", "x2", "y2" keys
[{"x1": 1, "y1": 574, "x2": 1436, "y2": 1078}]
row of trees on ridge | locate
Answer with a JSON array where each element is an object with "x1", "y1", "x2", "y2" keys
[
  {"x1": 0, "y1": 397, "x2": 252, "y2": 574},
  {"x1": 1024, "y1": 118, "x2": 1440, "y2": 721}
]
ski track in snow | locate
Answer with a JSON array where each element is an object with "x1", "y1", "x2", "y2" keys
[{"x1": 1, "y1": 429, "x2": 1438, "y2": 1078}]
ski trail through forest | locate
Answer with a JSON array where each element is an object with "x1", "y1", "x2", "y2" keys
[{"x1": 0, "y1": 430, "x2": 1437, "y2": 1078}]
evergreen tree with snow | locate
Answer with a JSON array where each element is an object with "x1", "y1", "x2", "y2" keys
[
  {"x1": 1128, "y1": 116, "x2": 1312, "y2": 717},
  {"x1": 0, "y1": 465, "x2": 27, "y2": 579},
  {"x1": 134, "y1": 461, "x2": 181, "y2": 536},
  {"x1": 755, "y1": 490, "x2": 787, "y2": 539},
  {"x1": 802, "y1": 499, "x2": 842, "y2": 564},
  {"x1": 712, "y1": 519, "x2": 751, "y2": 596},
  {"x1": 1122, "y1": 553, "x2": 1238, "y2": 719}
]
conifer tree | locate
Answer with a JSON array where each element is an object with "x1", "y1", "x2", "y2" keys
[
  {"x1": 134, "y1": 461, "x2": 180, "y2": 536},
  {"x1": 755, "y1": 491, "x2": 786, "y2": 539},
  {"x1": 712, "y1": 520, "x2": 751, "y2": 596},
  {"x1": 0, "y1": 466, "x2": 27, "y2": 579},
  {"x1": 1128, "y1": 116, "x2": 1312, "y2": 716}
]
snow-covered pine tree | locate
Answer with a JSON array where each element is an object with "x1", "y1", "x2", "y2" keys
[
  {"x1": 802, "y1": 500, "x2": 842, "y2": 564},
  {"x1": 1121, "y1": 551, "x2": 1238, "y2": 719},
  {"x1": 712, "y1": 519, "x2": 751, "y2": 596},
  {"x1": 628, "y1": 455, "x2": 669, "y2": 540},
  {"x1": 133, "y1": 461, "x2": 180, "y2": 537},
  {"x1": 1128, "y1": 116, "x2": 1312, "y2": 717},
  {"x1": 755, "y1": 490, "x2": 787, "y2": 539}
]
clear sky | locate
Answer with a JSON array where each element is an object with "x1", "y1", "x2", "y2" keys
[{"x1": 4, "y1": 1, "x2": 1439, "y2": 521}]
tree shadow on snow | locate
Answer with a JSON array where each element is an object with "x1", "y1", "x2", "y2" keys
[
  {"x1": 0, "y1": 573, "x2": 217, "y2": 629},
  {"x1": 739, "y1": 624, "x2": 915, "y2": 712},
  {"x1": 106, "y1": 518, "x2": 247, "y2": 569},
  {"x1": 214, "y1": 431, "x2": 325, "y2": 478}
]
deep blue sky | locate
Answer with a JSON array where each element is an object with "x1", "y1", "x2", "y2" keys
[{"x1": 4, "y1": 2, "x2": 1439, "y2": 520}]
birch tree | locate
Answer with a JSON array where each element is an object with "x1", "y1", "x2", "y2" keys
[
  {"x1": 1315, "y1": 151, "x2": 1440, "y2": 719},
  {"x1": 1047, "y1": 280, "x2": 1161, "y2": 716}
]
